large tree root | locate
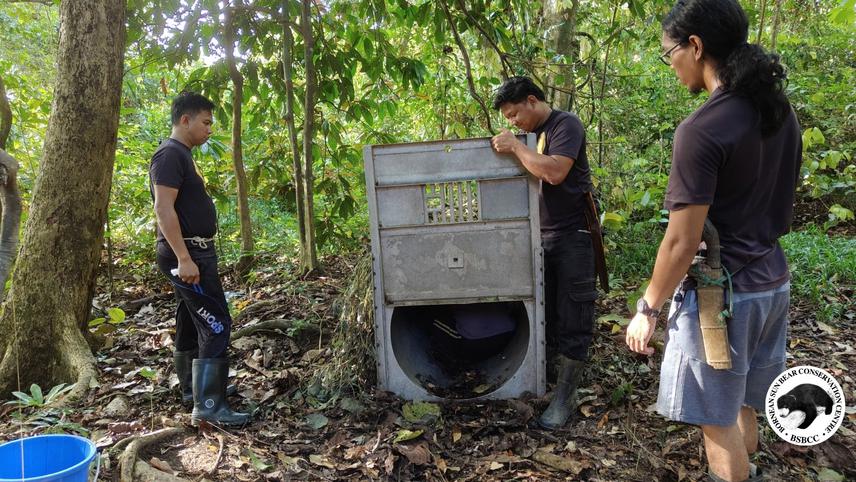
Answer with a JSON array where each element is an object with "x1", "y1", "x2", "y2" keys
[
  {"x1": 233, "y1": 299, "x2": 280, "y2": 323},
  {"x1": 117, "y1": 427, "x2": 187, "y2": 482},
  {"x1": 232, "y1": 318, "x2": 305, "y2": 341}
]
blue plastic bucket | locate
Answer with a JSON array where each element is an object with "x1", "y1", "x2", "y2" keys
[{"x1": 0, "y1": 434, "x2": 96, "y2": 482}]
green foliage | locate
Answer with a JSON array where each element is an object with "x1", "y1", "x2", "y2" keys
[
  {"x1": 7, "y1": 383, "x2": 74, "y2": 408},
  {"x1": 780, "y1": 226, "x2": 856, "y2": 322},
  {"x1": 0, "y1": 0, "x2": 852, "y2": 320}
]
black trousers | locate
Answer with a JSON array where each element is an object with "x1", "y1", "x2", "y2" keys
[
  {"x1": 156, "y1": 251, "x2": 231, "y2": 359},
  {"x1": 543, "y1": 230, "x2": 598, "y2": 361}
]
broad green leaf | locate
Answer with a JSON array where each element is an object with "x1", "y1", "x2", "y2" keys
[
  {"x1": 601, "y1": 211, "x2": 625, "y2": 231},
  {"x1": 598, "y1": 314, "x2": 630, "y2": 327},
  {"x1": 393, "y1": 429, "x2": 423, "y2": 443},
  {"x1": 88, "y1": 317, "x2": 106, "y2": 328},
  {"x1": 402, "y1": 401, "x2": 441, "y2": 424},
  {"x1": 107, "y1": 307, "x2": 126, "y2": 324},
  {"x1": 30, "y1": 384, "x2": 43, "y2": 404},
  {"x1": 829, "y1": 0, "x2": 856, "y2": 26}
]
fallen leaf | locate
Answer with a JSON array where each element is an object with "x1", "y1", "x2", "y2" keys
[
  {"x1": 277, "y1": 454, "x2": 302, "y2": 466},
  {"x1": 393, "y1": 429, "x2": 423, "y2": 443},
  {"x1": 384, "y1": 452, "x2": 396, "y2": 474},
  {"x1": 402, "y1": 401, "x2": 441, "y2": 424},
  {"x1": 597, "y1": 412, "x2": 609, "y2": 429},
  {"x1": 531, "y1": 449, "x2": 587, "y2": 474},
  {"x1": 395, "y1": 441, "x2": 432, "y2": 465},
  {"x1": 598, "y1": 314, "x2": 630, "y2": 326},
  {"x1": 245, "y1": 449, "x2": 272, "y2": 472},
  {"x1": 436, "y1": 456, "x2": 447, "y2": 473},
  {"x1": 580, "y1": 405, "x2": 595, "y2": 418},
  {"x1": 473, "y1": 384, "x2": 492, "y2": 394},
  {"x1": 340, "y1": 397, "x2": 366, "y2": 415},
  {"x1": 816, "y1": 468, "x2": 844, "y2": 481},
  {"x1": 816, "y1": 321, "x2": 837, "y2": 335},
  {"x1": 305, "y1": 412, "x2": 329, "y2": 430},
  {"x1": 149, "y1": 457, "x2": 174, "y2": 474},
  {"x1": 345, "y1": 444, "x2": 368, "y2": 460},
  {"x1": 309, "y1": 454, "x2": 335, "y2": 469},
  {"x1": 489, "y1": 461, "x2": 503, "y2": 470},
  {"x1": 483, "y1": 454, "x2": 524, "y2": 464},
  {"x1": 452, "y1": 428, "x2": 462, "y2": 443}
]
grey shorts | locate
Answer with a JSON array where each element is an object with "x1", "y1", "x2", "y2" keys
[{"x1": 656, "y1": 282, "x2": 790, "y2": 426}]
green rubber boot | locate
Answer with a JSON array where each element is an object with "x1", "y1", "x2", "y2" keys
[{"x1": 538, "y1": 355, "x2": 585, "y2": 430}]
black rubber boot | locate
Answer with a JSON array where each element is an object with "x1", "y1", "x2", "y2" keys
[
  {"x1": 191, "y1": 358, "x2": 250, "y2": 427},
  {"x1": 175, "y1": 349, "x2": 237, "y2": 405},
  {"x1": 538, "y1": 355, "x2": 585, "y2": 430},
  {"x1": 174, "y1": 349, "x2": 196, "y2": 404}
]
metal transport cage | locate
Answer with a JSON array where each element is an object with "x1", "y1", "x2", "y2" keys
[{"x1": 363, "y1": 135, "x2": 545, "y2": 400}]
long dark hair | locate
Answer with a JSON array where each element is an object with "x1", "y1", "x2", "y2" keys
[{"x1": 663, "y1": 0, "x2": 790, "y2": 136}]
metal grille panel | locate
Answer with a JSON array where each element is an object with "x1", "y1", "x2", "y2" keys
[{"x1": 425, "y1": 180, "x2": 479, "y2": 224}]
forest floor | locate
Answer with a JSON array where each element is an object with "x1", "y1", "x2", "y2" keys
[{"x1": 1, "y1": 252, "x2": 854, "y2": 481}]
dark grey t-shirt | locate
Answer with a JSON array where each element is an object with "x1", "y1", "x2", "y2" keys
[
  {"x1": 533, "y1": 110, "x2": 592, "y2": 236},
  {"x1": 665, "y1": 88, "x2": 802, "y2": 291},
  {"x1": 149, "y1": 138, "x2": 217, "y2": 256}
]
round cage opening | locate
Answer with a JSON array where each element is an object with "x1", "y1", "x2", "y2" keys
[{"x1": 390, "y1": 301, "x2": 530, "y2": 399}]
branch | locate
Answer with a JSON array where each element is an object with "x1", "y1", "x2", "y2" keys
[
  {"x1": 439, "y1": 0, "x2": 494, "y2": 135},
  {"x1": 452, "y1": 0, "x2": 512, "y2": 78}
]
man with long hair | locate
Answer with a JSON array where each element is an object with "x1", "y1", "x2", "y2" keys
[{"x1": 625, "y1": 0, "x2": 801, "y2": 480}]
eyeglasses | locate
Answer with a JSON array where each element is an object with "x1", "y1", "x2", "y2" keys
[{"x1": 659, "y1": 42, "x2": 686, "y2": 66}]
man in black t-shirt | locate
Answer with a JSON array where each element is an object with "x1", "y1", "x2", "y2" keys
[
  {"x1": 149, "y1": 91, "x2": 249, "y2": 427},
  {"x1": 492, "y1": 77, "x2": 605, "y2": 430}
]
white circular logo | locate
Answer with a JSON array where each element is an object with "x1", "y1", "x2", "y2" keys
[
  {"x1": 205, "y1": 398, "x2": 215, "y2": 409},
  {"x1": 765, "y1": 366, "x2": 845, "y2": 446}
]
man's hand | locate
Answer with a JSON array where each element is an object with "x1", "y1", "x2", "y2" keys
[
  {"x1": 491, "y1": 129, "x2": 521, "y2": 154},
  {"x1": 177, "y1": 258, "x2": 201, "y2": 285},
  {"x1": 625, "y1": 312, "x2": 657, "y2": 355}
]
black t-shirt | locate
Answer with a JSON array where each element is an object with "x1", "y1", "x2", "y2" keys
[
  {"x1": 665, "y1": 88, "x2": 802, "y2": 292},
  {"x1": 149, "y1": 138, "x2": 218, "y2": 254},
  {"x1": 532, "y1": 110, "x2": 593, "y2": 236}
]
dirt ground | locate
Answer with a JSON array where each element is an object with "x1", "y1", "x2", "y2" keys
[{"x1": 1, "y1": 254, "x2": 854, "y2": 481}]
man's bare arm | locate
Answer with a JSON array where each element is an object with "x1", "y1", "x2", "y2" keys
[{"x1": 491, "y1": 129, "x2": 574, "y2": 185}]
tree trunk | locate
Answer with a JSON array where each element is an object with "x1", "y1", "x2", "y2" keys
[
  {"x1": 300, "y1": 0, "x2": 318, "y2": 273},
  {"x1": 547, "y1": 0, "x2": 580, "y2": 111},
  {"x1": 281, "y1": 0, "x2": 307, "y2": 259},
  {"x1": 770, "y1": 0, "x2": 783, "y2": 51},
  {"x1": 0, "y1": 74, "x2": 11, "y2": 149},
  {"x1": 224, "y1": 3, "x2": 254, "y2": 276},
  {"x1": 0, "y1": 149, "x2": 21, "y2": 303},
  {"x1": 0, "y1": 0, "x2": 125, "y2": 398},
  {"x1": 756, "y1": 0, "x2": 768, "y2": 45},
  {"x1": 0, "y1": 78, "x2": 18, "y2": 301}
]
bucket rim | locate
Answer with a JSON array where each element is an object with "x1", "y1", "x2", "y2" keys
[{"x1": 0, "y1": 433, "x2": 96, "y2": 482}]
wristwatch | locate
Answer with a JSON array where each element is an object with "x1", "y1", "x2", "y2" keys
[{"x1": 636, "y1": 298, "x2": 660, "y2": 319}]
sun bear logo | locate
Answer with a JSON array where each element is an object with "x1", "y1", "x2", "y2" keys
[
  {"x1": 766, "y1": 366, "x2": 845, "y2": 446},
  {"x1": 776, "y1": 383, "x2": 834, "y2": 430}
]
